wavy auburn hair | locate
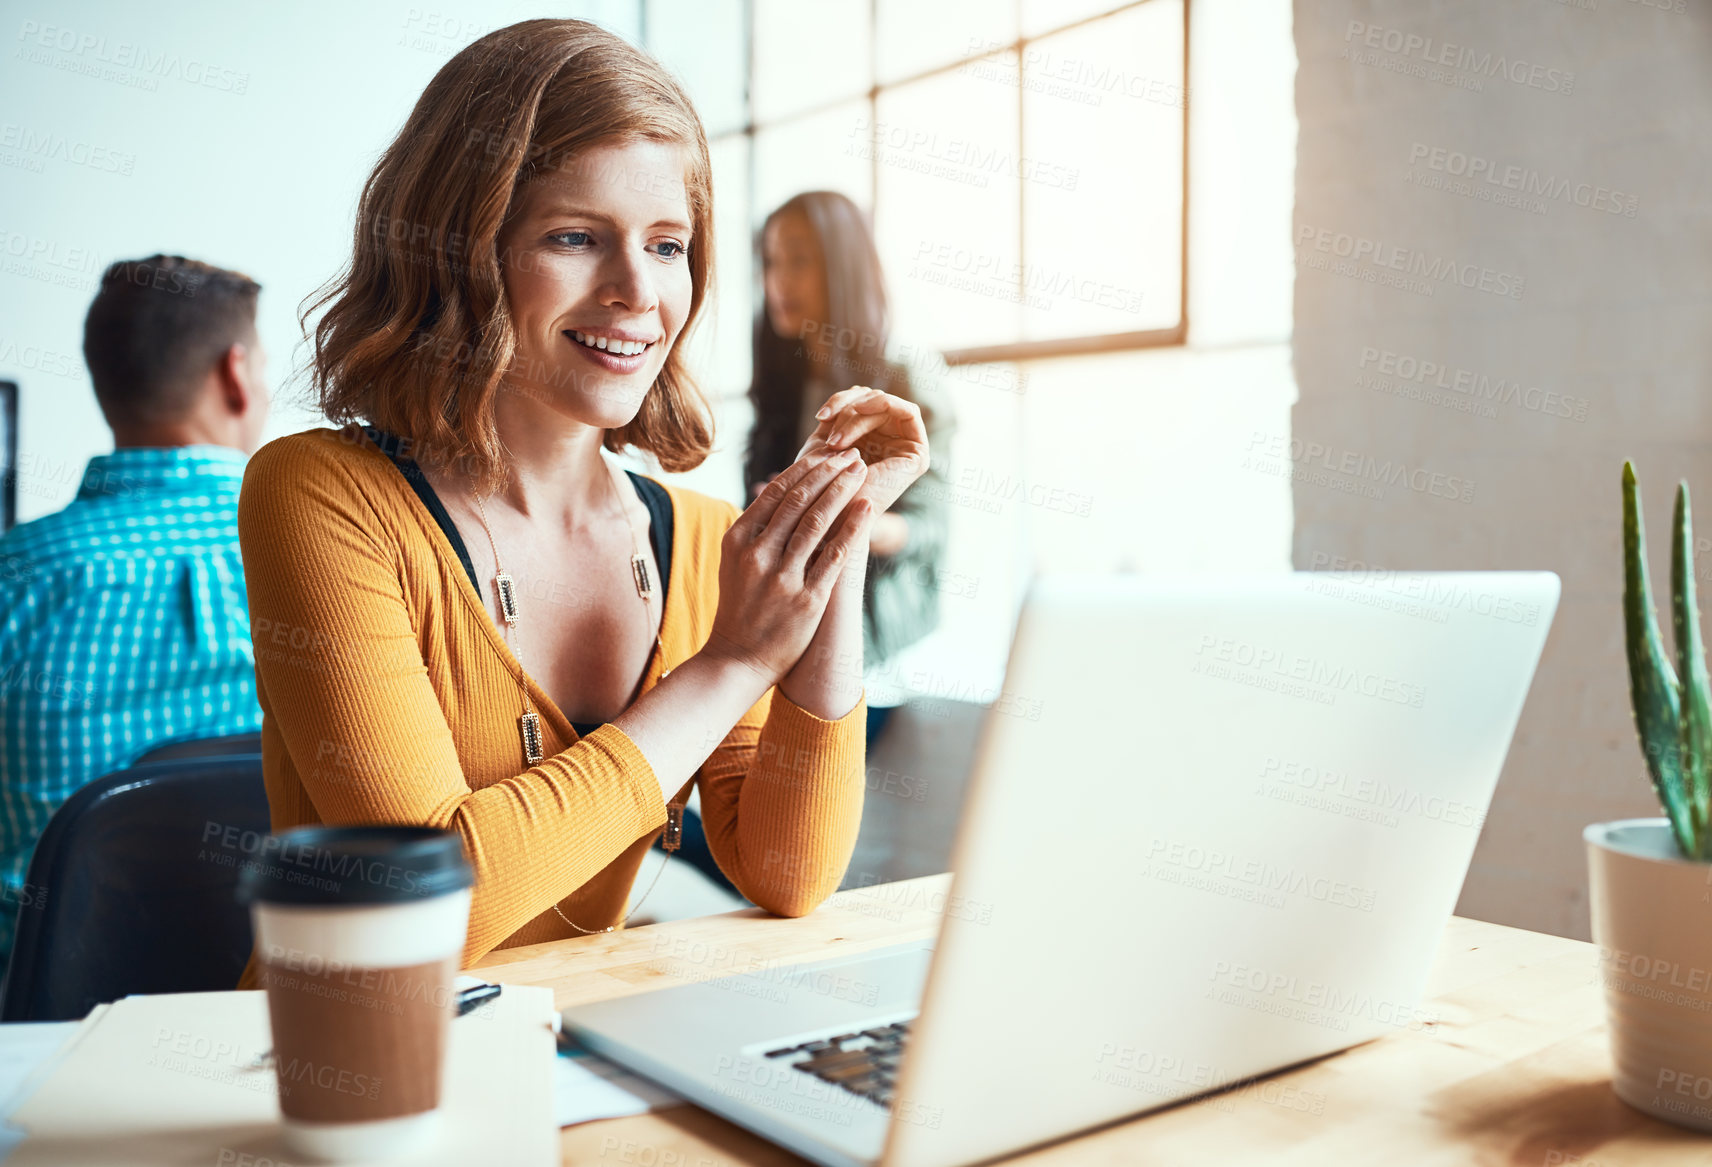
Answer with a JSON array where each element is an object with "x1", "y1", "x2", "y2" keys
[{"x1": 304, "y1": 18, "x2": 716, "y2": 489}]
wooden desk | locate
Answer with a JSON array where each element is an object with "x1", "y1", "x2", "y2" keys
[{"x1": 472, "y1": 874, "x2": 1712, "y2": 1166}]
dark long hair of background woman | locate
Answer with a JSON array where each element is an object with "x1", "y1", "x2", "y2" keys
[{"x1": 742, "y1": 191, "x2": 911, "y2": 498}]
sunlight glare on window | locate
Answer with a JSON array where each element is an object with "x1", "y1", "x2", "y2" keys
[
  {"x1": 751, "y1": 0, "x2": 870, "y2": 122},
  {"x1": 752, "y1": 100, "x2": 874, "y2": 219},
  {"x1": 873, "y1": 61, "x2": 1023, "y2": 352},
  {"x1": 874, "y1": 0, "x2": 1016, "y2": 84},
  {"x1": 1021, "y1": 0, "x2": 1184, "y2": 340}
]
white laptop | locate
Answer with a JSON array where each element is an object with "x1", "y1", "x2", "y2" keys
[{"x1": 562, "y1": 571, "x2": 1560, "y2": 1167}]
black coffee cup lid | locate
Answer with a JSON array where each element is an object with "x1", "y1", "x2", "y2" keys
[{"x1": 236, "y1": 825, "x2": 474, "y2": 906}]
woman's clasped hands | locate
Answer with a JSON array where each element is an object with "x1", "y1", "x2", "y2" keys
[{"x1": 705, "y1": 385, "x2": 929, "y2": 683}]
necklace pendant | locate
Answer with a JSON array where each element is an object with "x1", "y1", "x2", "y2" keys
[
  {"x1": 495, "y1": 571, "x2": 519, "y2": 625},
  {"x1": 631, "y1": 553, "x2": 653, "y2": 600},
  {"x1": 663, "y1": 803, "x2": 683, "y2": 852},
  {"x1": 518, "y1": 710, "x2": 544, "y2": 764}
]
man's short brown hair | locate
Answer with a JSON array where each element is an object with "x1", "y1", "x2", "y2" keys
[{"x1": 82, "y1": 255, "x2": 261, "y2": 428}]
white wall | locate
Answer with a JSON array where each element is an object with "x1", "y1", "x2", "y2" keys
[
  {"x1": 0, "y1": 0, "x2": 639, "y2": 520},
  {"x1": 1292, "y1": 0, "x2": 1712, "y2": 939}
]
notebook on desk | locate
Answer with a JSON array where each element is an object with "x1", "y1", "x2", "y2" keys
[{"x1": 3, "y1": 984, "x2": 558, "y2": 1166}]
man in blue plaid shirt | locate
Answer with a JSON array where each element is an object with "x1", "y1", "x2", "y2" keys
[{"x1": 0, "y1": 255, "x2": 271, "y2": 960}]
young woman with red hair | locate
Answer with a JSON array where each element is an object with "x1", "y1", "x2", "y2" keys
[{"x1": 236, "y1": 19, "x2": 929, "y2": 976}]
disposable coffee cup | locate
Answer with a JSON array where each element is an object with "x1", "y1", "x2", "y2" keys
[{"x1": 237, "y1": 826, "x2": 474, "y2": 1163}]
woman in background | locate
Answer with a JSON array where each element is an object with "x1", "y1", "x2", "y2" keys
[{"x1": 745, "y1": 192, "x2": 956, "y2": 749}]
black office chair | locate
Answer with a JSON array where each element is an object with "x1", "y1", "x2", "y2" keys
[
  {"x1": 135, "y1": 731, "x2": 262, "y2": 764},
  {"x1": 1, "y1": 755, "x2": 271, "y2": 1021}
]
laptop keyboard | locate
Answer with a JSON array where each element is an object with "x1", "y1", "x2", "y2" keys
[{"x1": 762, "y1": 1019, "x2": 913, "y2": 1109}]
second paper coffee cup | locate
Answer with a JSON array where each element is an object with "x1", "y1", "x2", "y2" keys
[{"x1": 237, "y1": 825, "x2": 474, "y2": 1163}]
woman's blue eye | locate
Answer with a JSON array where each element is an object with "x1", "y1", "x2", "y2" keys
[{"x1": 546, "y1": 233, "x2": 685, "y2": 260}]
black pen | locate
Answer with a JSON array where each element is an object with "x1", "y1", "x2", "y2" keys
[{"x1": 456, "y1": 982, "x2": 502, "y2": 1016}]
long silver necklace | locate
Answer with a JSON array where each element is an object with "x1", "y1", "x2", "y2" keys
[{"x1": 470, "y1": 460, "x2": 682, "y2": 935}]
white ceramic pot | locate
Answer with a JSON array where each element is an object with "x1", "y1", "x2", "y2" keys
[{"x1": 1586, "y1": 818, "x2": 1712, "y2": 1130}]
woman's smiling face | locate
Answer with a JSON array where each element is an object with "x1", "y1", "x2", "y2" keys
[{"x1": 496, "y1": 137, "x2": 695, "y2": 427}]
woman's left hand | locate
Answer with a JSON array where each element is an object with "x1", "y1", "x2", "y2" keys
[{"x1": 796, "y1": 386, "x2": 929, "y2": 514}]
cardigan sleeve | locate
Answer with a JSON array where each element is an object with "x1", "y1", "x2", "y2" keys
[
  {"x1": 692, "y1": 502, "x2": 868, "y2": 917},
  {"x1": 239, "y1": 437, "x2": 667, "y2": 965}
]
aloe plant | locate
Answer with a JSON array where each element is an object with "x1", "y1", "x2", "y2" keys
[{"x1": 1622, "y1": 461, "x2": 1712, "y2": 858}]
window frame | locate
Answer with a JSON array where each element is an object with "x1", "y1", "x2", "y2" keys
[{"x1": 682, "y1": 0, "x2": 1190, "y2": 368}]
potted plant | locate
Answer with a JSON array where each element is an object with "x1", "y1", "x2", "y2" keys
[{"x1": 1593, "y1": 461, "x2": 1712, "y2": 1130}]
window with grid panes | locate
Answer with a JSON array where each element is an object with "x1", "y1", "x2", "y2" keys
[{"x1": 643, "y1": 0, "x2": 1187, "y2": 383}]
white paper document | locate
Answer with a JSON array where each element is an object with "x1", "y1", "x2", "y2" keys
[{"x1": 554, "y1": 1037, "x2": 682, "y2": 1127}]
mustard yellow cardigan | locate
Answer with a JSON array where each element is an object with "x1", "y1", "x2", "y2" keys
[{"x1": 236, "y1": 427, "x2": 866, "y2": 978}]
